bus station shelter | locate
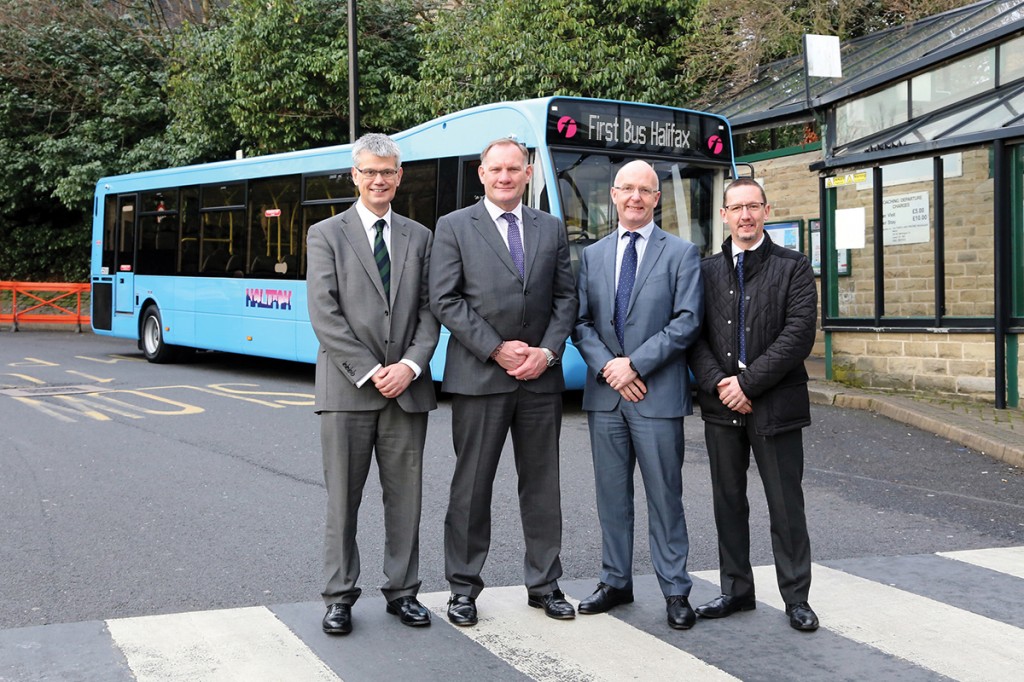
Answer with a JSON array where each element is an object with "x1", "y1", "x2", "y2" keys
[{"x1": 711, "y1": 0, "x2": 1024, "y2": 407}]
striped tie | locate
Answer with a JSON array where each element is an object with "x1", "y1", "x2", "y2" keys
[{"x1": 373, "y1": 219, "x2": 390, "y2": 299}]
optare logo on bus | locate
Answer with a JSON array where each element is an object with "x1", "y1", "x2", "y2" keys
[
  {"x1": 246, "y1": 288, "x2": 293, "y2": 311},
  {"x1": 556, "y1": 116, "x2": 578, "y2": 138}
]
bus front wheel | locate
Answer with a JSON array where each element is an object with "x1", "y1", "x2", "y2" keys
[{"x1": 140, "y1": 305, "x2": 180, "y2": 363}]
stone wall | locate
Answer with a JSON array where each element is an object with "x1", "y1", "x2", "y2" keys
[{"x1": 745, "y1": 146, "x2": 1004, "y2": 402}]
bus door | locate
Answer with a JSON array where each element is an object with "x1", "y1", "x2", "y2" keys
[{"x1": 114, "y1": 194, "x2": 137, "y2": 314}]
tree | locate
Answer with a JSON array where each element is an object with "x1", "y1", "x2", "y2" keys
[
  {"x1": 0, "y1": 1, "x2": 175, "y2": 281},
  {"x1": 390, "y1": 0, "x2": 705, "y2": 121},
  {"x1": 167, "y1": 0, "x2": 425, "y2": 162}
]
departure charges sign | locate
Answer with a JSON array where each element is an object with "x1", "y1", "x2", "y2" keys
[{"x1": 547, "y1": 98, "x2": 732, "y2": 161}]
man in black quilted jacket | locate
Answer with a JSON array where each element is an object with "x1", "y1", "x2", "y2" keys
[{"x1": 689, "y1": 177, "x2": 820, "y2": 632}]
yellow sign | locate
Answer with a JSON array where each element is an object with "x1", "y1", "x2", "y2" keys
[{"x1": 825, "y1": 172, "x2": 868, "y2": 188}]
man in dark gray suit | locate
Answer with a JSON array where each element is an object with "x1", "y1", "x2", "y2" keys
[
  {"x1": 572, "y1": 160, "x2": 703, "y2": 630},
  {"x1": 307, "y1": 133, "x2": 439, "y2": 635},
  {"x1": 429, "y1": 138, "x2": 578, "y2": 626}
]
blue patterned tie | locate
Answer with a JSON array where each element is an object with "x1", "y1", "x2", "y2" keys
[
  {"x1": 736, "y1": 251, "x2": 746, "y2": 365},
  {"x1": 373, "y1": 219, "x2": 390, "y2": 299},
  {"x1": 503, "y1": 212, "x2": 525, "y2": 278},
  {"x1": 615, "y1": 232, "x2": 640, "y2": 350}
]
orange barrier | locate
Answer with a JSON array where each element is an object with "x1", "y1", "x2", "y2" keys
[{"x1": 0, "y1": 281, "x2": 90, "y2": 332}]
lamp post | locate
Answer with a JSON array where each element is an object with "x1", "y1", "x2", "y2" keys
[{"x1": 348, "y1": 0, "x2": 360, "y2": 142}]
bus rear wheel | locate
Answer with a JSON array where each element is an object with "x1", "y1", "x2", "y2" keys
[{"x1": 140, "y1": 305, "x2": 181, "y2": 363}]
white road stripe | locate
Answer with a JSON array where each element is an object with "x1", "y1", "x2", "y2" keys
[
  {"x1": 938, "y1": 545, "x2": 1024, "y2": 579},
  {"x1": 418, "y1": 586, "x2": 738, "y2": 681},
  {"x1": 106, "y1": 606, "x2": 340, "y2": 682},
  {"x1": 745, "y1": 563, "x2": 1024, "y2": 682}
]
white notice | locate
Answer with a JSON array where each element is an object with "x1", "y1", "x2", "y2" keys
[{"x1": 883, "y1": 191, "x2": 930, "y2": 245}]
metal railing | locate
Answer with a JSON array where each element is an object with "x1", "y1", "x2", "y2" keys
[{"x1": 0, "y1": 281, "x2": 90, "y2": 332}]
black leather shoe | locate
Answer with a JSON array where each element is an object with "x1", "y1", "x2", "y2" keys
[
  {"x1": 786, "y1": 602, "x2": 819, "y2": 631},
  {"x1": 666, "y1": 595, "x2": 696, "y2": 630},
  {"x1": 322, "y1": 603, "x2": 352, "y2": 635},
  {"x1": 447, "y1": 594, "x2": 478, "y2": 626},
  {"x1": 386, "y1": 595, "x2": 431, "y2": 627},
  {"x1": 527, "y1": 589, "x2": 576, "y2": 620},
  {"x1": 578, "y1": 582, "x2": 634, "y2": 615},
  {"x1": 695, "y1": 594, "x2": 757, "y2": 619}
]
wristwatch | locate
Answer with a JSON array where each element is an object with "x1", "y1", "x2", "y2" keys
[{"x1": 542, "y1": 348, "x2": 558, "y2": 367}]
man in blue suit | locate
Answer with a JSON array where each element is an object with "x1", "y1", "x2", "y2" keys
[{"x1": 572, "y1": 160, "x2": 703, "y2": 630}]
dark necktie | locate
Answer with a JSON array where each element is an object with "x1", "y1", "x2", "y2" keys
[
  {"x1": 502, "y1": 212, "x2": 525, "y2": 278},
  {"x1": 615, "y1": 232, "x2": 640, "y2": 350},
  {"x1": 737, "y1": 251, "x2": 747, "y2": 365},
  {"x1": 373, "y1": 219, "x2": 390, "y2": 299}
]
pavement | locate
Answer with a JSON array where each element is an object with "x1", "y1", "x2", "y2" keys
[{"x1": 805, "y1": 357, "x2": 1024, "y2": 469}]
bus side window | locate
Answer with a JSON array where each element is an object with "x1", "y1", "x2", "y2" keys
[
  {"x1": 459, "y1": 158, "x2": 484, "y2": 208},
  {"x1": 101, "y1": 195, "x2": 117, "y2": 273},
  {"x1": 393, "y1": 160, "x2": 438, "y2": 230},
  {"x1": 179, "y1": 187, "x2": 200, "y2": 275},
  {"x1": 436, "y1": 157, "x2": 459, "y2": 222}
]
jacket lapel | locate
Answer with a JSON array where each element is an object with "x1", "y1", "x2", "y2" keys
[
  {"x1": 601, "y1": 231, "x2": 619, "y2": 319},
  {"x1": 471, "y1": 201, "x2": 523, "y2": 282},
  {"x1": 339, "y1": 206, "x2": 388, "y2": 303},
  {"x1": 629, "y1": 226, "x2": 665, "y2": 312},
  {"x1": 521, "y1": 207, "x2": 540, "y2": 284},
  {"x1": 388, "y1": 215, "x2": 410, "y2": 304}
]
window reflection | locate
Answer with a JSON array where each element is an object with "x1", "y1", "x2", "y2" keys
[{"x1": 551, "y1": 151, "x2": 724, "y2": 265}]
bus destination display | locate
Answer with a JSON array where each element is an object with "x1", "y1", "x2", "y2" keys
[{"x1": 547, "y1": 98, "x2": 731, "y2": 161}]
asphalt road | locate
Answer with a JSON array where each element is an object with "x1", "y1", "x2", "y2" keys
[{"x1": 1, "y1": 331, "x2": 1021, "y2": 631}]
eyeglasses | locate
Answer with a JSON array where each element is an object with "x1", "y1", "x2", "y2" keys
[
  {"x1": 724, "y1": 202, "x2": 765, "y2": 215},
  {"x1": 356, "y1": 167, "x2": 400, "y2": 179},
  {"x1": 613, "y1": 185, "x2": 658, "y2": 198}
]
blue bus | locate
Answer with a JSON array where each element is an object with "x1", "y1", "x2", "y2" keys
[{"x1": 90, "y1": 97, "x2": 736, "y2": 388}]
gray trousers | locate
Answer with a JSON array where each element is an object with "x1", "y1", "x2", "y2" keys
[
  {"x1": 320, "y1": 401, "x2": 427, "y2": 605},
  {"x1": 444, "y1": 388, "x2": 564, "y2": 598},
  {"x1": 588, "y1": 403, "x2": 692, "y2": 597}
]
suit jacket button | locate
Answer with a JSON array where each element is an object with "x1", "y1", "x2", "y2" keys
[{"x1": 384, "y1": 311, "x2": 389, "y2": 316}]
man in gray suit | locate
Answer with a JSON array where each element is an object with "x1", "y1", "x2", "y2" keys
[
  {"x1": 572, "y1": 160, "x2": 703, "y2": 630},
  {"x1": 307, "y1": 133, "x2": 439, "y2": 635},
  {"x1": 429, "y1": 138, "x2": 578, "y2": 626}
]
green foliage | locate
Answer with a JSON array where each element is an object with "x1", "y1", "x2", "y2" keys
[
  {"x1": 0, "y1": 204, "x2": 89, "y2": 282},
  {"x1": 167, "y1": 0, "x2": 423, "y2": 161},
  {"x1": 0, "y1": 0, "x2": 974, "y2": 282},
  {"x1": 390, "y1": 0, "x2": 703, "y2": 121},
  {"x1": 0, "y1": 0, "x2": 172, "y2": 281}
]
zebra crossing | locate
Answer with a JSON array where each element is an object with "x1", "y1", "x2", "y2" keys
[{"x1": 2, "y1": 546, "x2": 1022, "y2": 681}]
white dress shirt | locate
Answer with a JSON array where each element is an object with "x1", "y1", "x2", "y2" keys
[{"x1": 614, "y1": 221, "x2": 655, "y2": 289}]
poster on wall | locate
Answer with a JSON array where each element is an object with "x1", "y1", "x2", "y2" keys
[
  {"x1": 883, "y1": 190, "x2": 930, "y2": 245},
  {"x1": 765, "y1": 220, "x2": 803, "y2": 253},
  {"x1": 809, "y1": 219, "x2": 850, "y2": 276}
]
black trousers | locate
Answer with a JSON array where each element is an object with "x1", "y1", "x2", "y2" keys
[{"x1": 704, "y1": 421, "x2": 812, "y2": 604}]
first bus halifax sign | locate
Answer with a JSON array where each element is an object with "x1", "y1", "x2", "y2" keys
[{"x1": 546, "y1": 98, "x2": 731, "y2": 161}]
